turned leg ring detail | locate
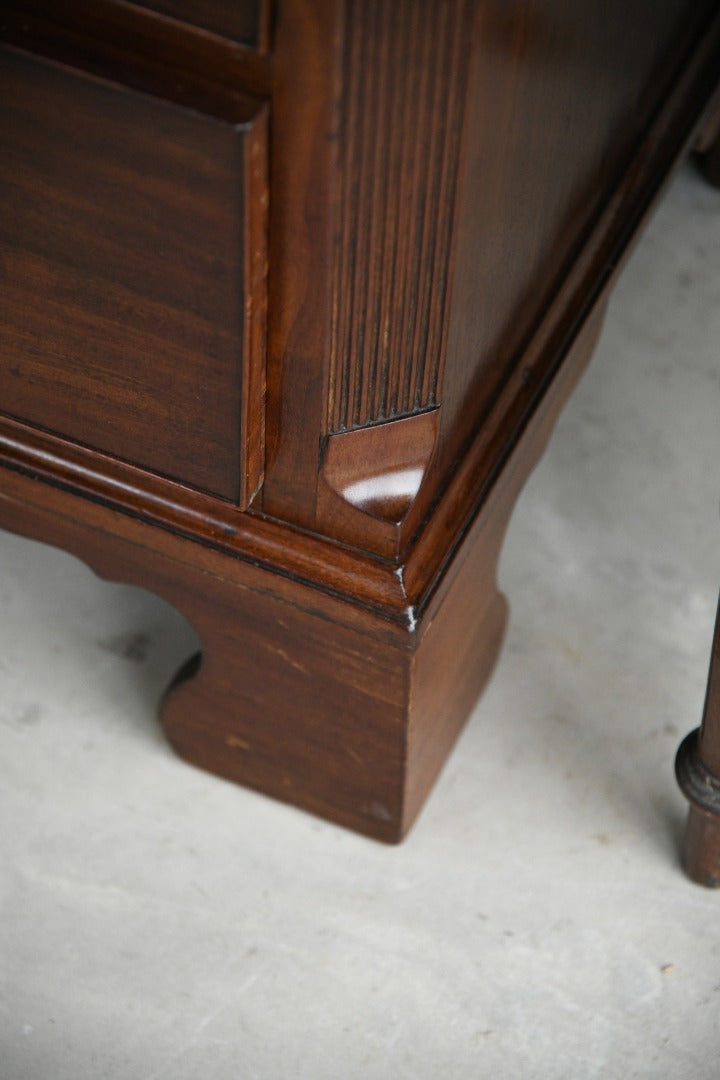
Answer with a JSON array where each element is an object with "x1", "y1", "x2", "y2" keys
[
  {"x1": 675, "y1": 728, "x2": 720, "y2": 887},
  {"x1": 675, "y1": 729, "x2": 720, "y2": 815}
]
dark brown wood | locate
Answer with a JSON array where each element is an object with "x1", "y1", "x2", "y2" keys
[
  {"x1": 0, "y1": 44, "x2": 267, "y2": 505},
  {"x1": 261, "y1": 0, "x2": 342, "y2": 526},
  {"x1": 404, "y1": 0, "x2": 720, "y2": 555},
  {"x1": 693, "y1": 90, "x2": 720, "y2": 155},
  {"x1": 676, "y1": 596, "x2": 720, "y2": 886},
  {"x1": 326, "y1": 0, "x2": 472, "y2": 434},
  {"x1": 681, "y1": 807, "x2": 720, "y2": 888},
  {"x1": 318, "y1": 410, "x2": 439, "y2": 557},
  {"x1": 0, "y1": 0, "x2": 719, "y2": 847},
  {"x1": 124, "y1": 0, "x2": 271, "y2": 51},
  {"x1": 699, "y1": 130, "x2": 720, "y2": 188},
  {"x1": 0, "y1": 460, "x2": 414, "y2": 840},
  {"x1": 0, "y1": 299, "x2": 606, "y2": 842},
  {"x1": 0, "y1": 1, "x2": 272, "y2": 110},
  {"x1": 404, "y1": 301, "x2": 608, "y2": 828}
]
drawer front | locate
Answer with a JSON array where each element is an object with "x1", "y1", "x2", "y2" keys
[{"x1": 0, "y1": 46, "x2": 266, "y2": 504}]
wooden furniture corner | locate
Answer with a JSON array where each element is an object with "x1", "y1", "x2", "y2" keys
[{"x1": 1, "y1": 0, "x2": 719, "y2": 863}]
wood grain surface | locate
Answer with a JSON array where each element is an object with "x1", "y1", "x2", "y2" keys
[
  {"x1": 1, "y1": 0, "x2": 719, "y2": 843},
  {"x1": 0, "y1": 44, "x2": 267, "y2": 504}
]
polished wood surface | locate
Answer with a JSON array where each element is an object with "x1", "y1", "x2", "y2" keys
[
  {"x1": 326, "y1": 0, "x2": 472, "y2": 435},
  {"x1": 1, "y1": 0, "x2": 719, "y2": 852},
  {"x1": 126, "y1": 0, "x2": 271, "y2": 50},
  {"x1": 0, "y1": 46, "x2": 266, "y2": 503},
  {"x1": 0, "y1": 1, "x2": 272, "y2": 107},
  {"x1": 264, "y1": 0, "x2": 720, "y2": 550},
  {"x1": 676, "y1": 596, "x2": 720, "y2": 886}
]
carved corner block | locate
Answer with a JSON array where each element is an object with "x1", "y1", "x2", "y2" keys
[{"x1": 318, "y1": 410, "x2": 439, "y2": 556}]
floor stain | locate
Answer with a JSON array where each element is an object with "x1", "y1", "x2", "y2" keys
[
  {"x1": 98, "y1": 632, "x2": 152, "y2": 663},
  {"x1": 19, "y1": 704, "x2": 42, "y2": 726},
  {"x1": 0, "y1": 703, "x2": 42, "y2": 729}
]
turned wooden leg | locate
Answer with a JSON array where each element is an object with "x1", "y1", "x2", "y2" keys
[{"x1": 675, "y1": 593, "x2": 720, "y2": 886}]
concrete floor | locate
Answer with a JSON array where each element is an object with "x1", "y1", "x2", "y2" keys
[{"x1": 1, "y1": 161, "x2": 719, "y2": 1079}]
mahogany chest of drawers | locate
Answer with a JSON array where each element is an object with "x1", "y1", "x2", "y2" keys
[{"x1": 1, "y1": 0, "x2": 719, "y2": 875}]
